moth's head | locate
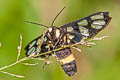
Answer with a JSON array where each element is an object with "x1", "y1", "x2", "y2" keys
[
  {"x1": 48, "y1": 26, "x2": 59, "y2": 32},
  {"x1": 47, "y1": 26, "x2": 61, "y2": 40}
]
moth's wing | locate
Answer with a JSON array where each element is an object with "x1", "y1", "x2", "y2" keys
[
  {"x1": 55, "y1": 47, "x2": 77, "y2": 76},
  {"x1": 61, "y1": 12, "x2": 111, "y2": 40},
  {"x1": 25, "y1": 34, "x2": 53, "y2": 57},
  {"x1": 25, "y1": 35, "x2": 43, "y2": 57}
]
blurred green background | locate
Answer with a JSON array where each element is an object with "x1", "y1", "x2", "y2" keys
[{"x1": 0, "y1": 0, "x2": 119, "y2": 80}]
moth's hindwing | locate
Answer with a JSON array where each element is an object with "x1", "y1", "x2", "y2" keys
[
  {"x1": 61, "y1": 12, "x2": 111, "y2": 40},
  {"x1": 56, "y1": 47, "x2": 77, "y2": 76}
]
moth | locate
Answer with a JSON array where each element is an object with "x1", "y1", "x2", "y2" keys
[{"x1": 25, "y1": 7, "x2": 111, "y2": 76}]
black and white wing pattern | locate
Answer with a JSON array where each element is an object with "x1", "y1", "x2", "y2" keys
[
  {"x1": 25, "y1": 35, "x2": 52, "y2": 58},
  {"x1": 25, "y1": 36, "x2": 43, "y2": 57},
  {"x1": 60, "y1": 12, "x2": 111, "y2": 44}
]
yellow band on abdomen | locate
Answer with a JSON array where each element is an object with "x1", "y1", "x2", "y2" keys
[{"x1": 59, "y1": 54, "x2": 75, "y2": 65}]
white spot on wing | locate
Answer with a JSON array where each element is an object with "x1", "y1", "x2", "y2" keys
[
  {"x1": 91, "y1": 24, "x2": 103, "y2": 29},
  {"x1": 67, "y1": 27, "x2": 73, "y2": 32},
  {"x1": 91, "y1": 20, "x2": 105, "y2": 29},
  {"x1": 79, "y1": 26, "x2": 89, "y2": 36},
  {"x1": 93, "y1": 20, "x2": 105, "y2": 25},
  {"x1": 36, "y1": 38, "x2": 41, "y2": 45},
  {"x1": 78, "y1": 19, "x2": 88, "y2": 26},
  {"x1": 29, "y1": 40, "x2": 36, "y2": 49},
  {"x1": 91, "y1": 13, "x2": 104, "y2": 20}
]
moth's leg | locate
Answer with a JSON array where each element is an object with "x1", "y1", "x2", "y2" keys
[
  {"x1": 42, "y1": 55, "x2": 52, "y2": 69},
  {"x1": 89, "y1": 36, "x2": 109, "y2": 42},
  {"x1": 42, "y1": 59, "x2": 52, "y2": 69},
  {"x1": 32, "y1": 55, "x2": 52, "y2": 68}
]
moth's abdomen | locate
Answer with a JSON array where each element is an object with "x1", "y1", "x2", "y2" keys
[
  {"x1": 62, "y1": 60, "x2": 76, "y2": 76},
  {"x1": 56, "y1": 48, "x2": 77, "y2": 76}
]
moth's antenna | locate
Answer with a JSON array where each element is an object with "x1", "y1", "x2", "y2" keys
[
  {"x1": 51, "y1": 6, "x2": 66, "y2": 26},
  {"x1": 24, "y1": 20, "x2": 48, "y2": 28}
]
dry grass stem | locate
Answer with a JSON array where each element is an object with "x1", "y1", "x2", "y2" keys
[
  {"x1": 22, "y1": 62, "x2": 39, "y2": 66},
  {"x1": 0, "y1": 42, "x2": 1, "y2": 47},
  {"x1": 0, "y1": 70, "x2": 24, "y2": 78},
  {"x1": 0, "y1": 33, "x2": 106, "y2": 78},
  {"x1": 17, "y1": 33, "x2": 22, "y2": 61},
  {"x1": 89, "y1": 36, "x2": 109, "y2": 41}
]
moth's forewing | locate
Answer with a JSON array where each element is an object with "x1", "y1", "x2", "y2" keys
[
  {"x1": 56, "y1": 47, "x2": 77, "y2": 76},
  {"x1": 56, "y1": 12, "x2": 111, "y2": 76},
  {"x1": 25, "y1": 34, "x2": 52, "y2": 57},
  {"x1": 61, "y1": 12, "x2": 111, "y2": 39},
  {"x1": 25, "y1": 36, "x2": 43, "y2": 57}
]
